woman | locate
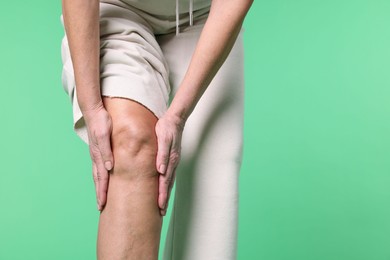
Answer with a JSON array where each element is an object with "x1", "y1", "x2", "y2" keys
[{"x1": 60, "y1": 0, "x2": 253, "y2": 259}]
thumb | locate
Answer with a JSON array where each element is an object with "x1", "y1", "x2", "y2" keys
[
  {"x1": 99, "y1": 135, "x2": 114, "y2": 171},
  {"x1": 97, "y1": 125, "x2": 114, "y2": 171},
  {"x1": 156, "y1": 129, "x2": 171, "y2": 174}
]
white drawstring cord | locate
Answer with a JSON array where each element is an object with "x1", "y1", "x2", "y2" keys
[
  {"x1": 176, "y1": 0, "x2": 194, "y2": 35},
  {"x1": 176, "y1": 0, "x2": 180, "y2": 35},
  {"x1": 189, "y1": 0, "x2": 193, "y2": 26}
]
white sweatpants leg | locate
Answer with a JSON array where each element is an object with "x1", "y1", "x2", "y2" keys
[{"x1": 157, "y1": 23, "x2": 245, "y2": 260}]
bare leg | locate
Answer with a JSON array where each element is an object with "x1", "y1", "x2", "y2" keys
[{"x1": 96, "y1": 96, "x2": 162, "y2": 260}]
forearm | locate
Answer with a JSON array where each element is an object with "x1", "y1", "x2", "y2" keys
[
  {"x1": 61, "y1": 0, "x2": 102, "y2": 112},
  {"x1": 166, "y1": 0, "x2": 253, "y2": 122}
]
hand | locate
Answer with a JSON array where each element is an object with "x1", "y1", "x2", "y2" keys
[
  {"x1": 83, "y1": 102, "x2": 114, "y2": 212},
  {"x1": 155, "y1": 112, "x2": 185, "y2": 216}
]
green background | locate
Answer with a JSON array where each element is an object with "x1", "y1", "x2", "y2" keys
[{"x1": 1, "y1": 0, "x2": 390, "y2": 259}]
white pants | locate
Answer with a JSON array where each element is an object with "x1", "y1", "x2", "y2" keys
[
  {"x1": 157, "y1": 25, "x2": 245, "y2": 260},
  {"x1": 60, "y1": 1, "x2": 245, "y2": 259}
]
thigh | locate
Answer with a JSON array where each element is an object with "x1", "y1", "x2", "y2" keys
[{"x1": 98, "y1": 1, "x2": 171, "y2": 129}]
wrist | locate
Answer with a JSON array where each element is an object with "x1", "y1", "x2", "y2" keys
[
  {"x1": 80, "y1": 99, "x2": 104, "y2": 117},
  {"x1": 166, "y1": 94, "x2": 193, "y2": 125},
  {"x1": 165, "y1": 109, "x2": 187, "y2": 131},
  {"x1": 77, "y1": 85, "x2": 103, "y2": 114}
]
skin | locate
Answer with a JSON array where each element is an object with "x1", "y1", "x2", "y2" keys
[{"x1": 61, "y1": 0, "x2": 253, "y2": 258}]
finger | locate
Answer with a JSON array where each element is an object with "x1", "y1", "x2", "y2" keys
[
  {"x1": 158, "y1": 171, "x2": 171, "y2": 210},
  {"x1": 92, "y1": 161, "x2": 100, "y2": 210},
  {"x1": 158, "y1": 159, "x2": 177, "y2": 211},
  {"x1": 166, "y1": 149, "x2": 180, "y2": 180},
  {"x1": 158, "y1": 148, "x2": 180, "y2": 207},
  {"x1": 160, "y1": 168, "x2": 176, "y2": 216},
  {"x1": 98, "y1": 169, "x2": 109, "y2": 211},
  {"x1": 91, "y1": 146, "x2": 109, "y2": 210},
  {"x1": 95, "y1": 153, "x2": 109, "y2": 211},
  {"x1": 97, "y1": 128, "x2": 114, "y2": 172},
  {"x1": 155, "y1": 130, "x2": 172, "y2": 174},
  {"x1": 160, "y1": 205, "x2": 167, "y2": 216}
]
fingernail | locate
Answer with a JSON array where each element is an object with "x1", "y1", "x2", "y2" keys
[
  {"x1": 162, "y1": 202, "x2": 166, "y2": 209},
  {"x1": 105, "y1": 161, "x2": 113, "y2": 171},
  {"x1": 159, "y1": 164, "x2": 166, "y2": 173},
  {"x1": 97, "y1": 203, "x2": 101, "y2": 211}
]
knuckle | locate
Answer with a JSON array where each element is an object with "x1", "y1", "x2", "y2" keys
[
  {"x1": 89, "y1": 146, "x2": 101, "y2": 159},
  {"x1": 95, "y1": 129, "x2": 109, "y2": 139},
  {"x1": 93, "y1": 172, "x2": 108, "y2": 183},
  {"x1": 93, "y1": 174, "x2": 100, "y2": 183},
  {"x1": 169, "y1": 151, "x2": 180, "y2": 164},
  {"x1": 168, "y1": 181, "x2": 174, "y2": 189},
  {"x1": 160, "y1": 178, "x2": 168, "y2": 187},
  {"x1": 164, "y1": 176, "x2": 173, "y2": 185}
]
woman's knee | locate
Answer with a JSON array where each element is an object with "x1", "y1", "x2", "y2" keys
[
  {"x1": 112, "y1": 117, "x2": 158, "y2": 178},
  {"x1": 103, "y1": 97, "x2": 159, "y2": 178}
]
